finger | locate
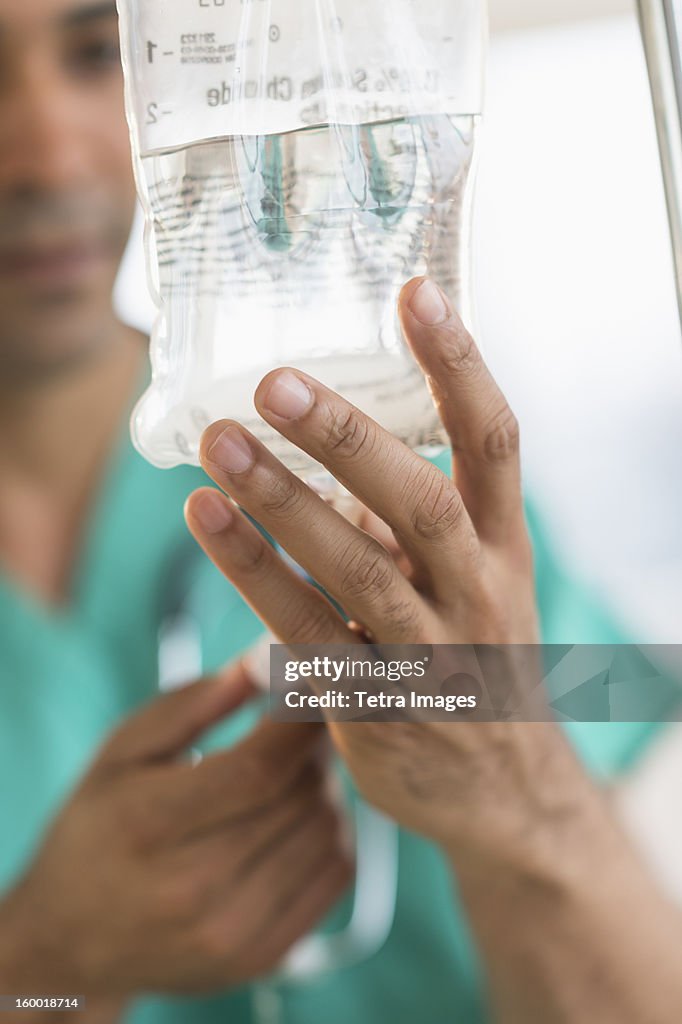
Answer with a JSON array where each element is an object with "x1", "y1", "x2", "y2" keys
[
  {"x1": 356, "y1": 505, "x2": 415, "y2": 581},
  {"x1": 157, "y1": 754, "x2": 328, "y2": 861},
  {"x1": 398, "y1": 277, "x2": 525, "y2": 546},
  {"x1": 158, "y1": 715, "x2": 331, "y2": 841},
  {"x1": 196, "y1": 424, "x2": 439, "y2": 636},
  {"x1": 240, "y1": 851, "x2": 353, "y2": 977},
  {"x1": 244, "y1": 361, "x2": 482, "y2": 602},
  {"x1": 184, "y1": 487, "x2": 353, "y2": 644},
  {"x1": 237, "y1": 798, "x2": 352, "y2": 927},
  {"x1": 95, "y1": 660, "x2": 257, "y2": 770},
  {"x1": 208, "y1": 800, "x2": 353, "y2": 975}
]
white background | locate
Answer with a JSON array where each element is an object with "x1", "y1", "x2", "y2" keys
[
  {"x1": 475, "y1": 15, "x2": 682, "y2": 643},
  {"x1": 489, "y1": 0, "x2": 630, "y2": 32}
]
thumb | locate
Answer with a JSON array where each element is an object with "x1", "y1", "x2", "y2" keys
[{"x1": 95, "y1": 659, "x2": 258, "y2": 769}]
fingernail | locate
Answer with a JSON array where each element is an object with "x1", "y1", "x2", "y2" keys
[
  {"x1": 409, "y1": 279, "x2": 450, "y2": 325},
  {"x1": 207, "y1": 425, "x2": 255, "y2": 474},
  {"x1": 262, "y1": 371, "x2": 314, "y2": 420},
  {"x1": 193, "y1": 491, "x2": 233, "y2": 534}
]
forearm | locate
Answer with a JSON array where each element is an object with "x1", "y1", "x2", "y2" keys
[{"x1": 447, "y1": 726, "x2": 682, "y2": 1024}]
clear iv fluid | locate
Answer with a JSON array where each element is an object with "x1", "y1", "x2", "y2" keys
[
  {"x1": 136, "y1": 113, "x2": 479, "y2": 472},
  {"x1": 119, "y1": 0, "x2": 487, "y2": 472}
]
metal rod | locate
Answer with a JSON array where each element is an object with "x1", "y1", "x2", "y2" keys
[{"x1": 637, "y1": 0, "x2": 682, "y2": 333}]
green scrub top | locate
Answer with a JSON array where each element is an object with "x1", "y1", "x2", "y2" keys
[{"x1": 0, "y1": 401, "x2": 661, "y2": 1024}]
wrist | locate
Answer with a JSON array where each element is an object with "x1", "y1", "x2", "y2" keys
[
  {"x1": 446, "y1": 790, "x2": 647, "y2": 960},
  {"x1": 439, "y1": 723, "x2": 619, "y2": 878}
]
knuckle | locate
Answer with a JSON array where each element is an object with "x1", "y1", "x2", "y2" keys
[
  {"x1": 338, "y1": 540, "x2": 394, "y2": 603},
  {"x1": 436, "y1": 324, "x2": 479, "y2": 378},
  {"x1": 472, "y1": 583, "x2": 512, "y2": 639},
  {"x1": 464, "y1": 525, "x2": 484, "y2": 567},
  {"x1": 409, "y1": 470, "x2": 465, "y2": 541},
  {"x1": 325, "y1": 405, "x2": 376, "y2": 462},
  {"x1": 481, "y1": 405, "x2": 520, "y2": 463},
  {"x1": 237, "y1": 535, "x2": 272, "y2": 580},
  {"x1": 382, "y1": 598, "x2": 423, "y2": 637},
  {"x1": 260, "y1": 473, "x2": 308, "y2": 520},
  {"x1": 282, "y1": 598, "x2": 339, "y2": 645}
]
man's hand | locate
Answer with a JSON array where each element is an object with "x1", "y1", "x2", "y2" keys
[
  {"x1": 184, "y1": 278, "x2": 682, "y2": 1024},
  {"x1": 0, "y1": 664, "x2": 353, "y2": 1000},
  {"x1": 184, "y1": 277, "x2": 545, "y2": 857}
]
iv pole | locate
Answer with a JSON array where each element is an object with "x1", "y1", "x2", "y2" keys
[{"x1": 637, "y1": 0, "x2": 682, "y2": 332}]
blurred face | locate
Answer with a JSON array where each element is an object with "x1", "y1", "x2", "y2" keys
[{"x1": 0, "y1": 0, "x2": 136, "y2": 379}]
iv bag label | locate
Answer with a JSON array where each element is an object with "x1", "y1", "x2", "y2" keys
[{"x1": 117, "y1": 0, "x2": 485, "y2": 154}]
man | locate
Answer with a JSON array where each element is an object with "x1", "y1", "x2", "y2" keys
[{"x1": 0, "y1": 1, "x2": 671, "y2": 1022}]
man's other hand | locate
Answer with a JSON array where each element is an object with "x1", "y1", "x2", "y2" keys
[{"x1": 0, "y1": 664, "x2": 353, "y2": 998}]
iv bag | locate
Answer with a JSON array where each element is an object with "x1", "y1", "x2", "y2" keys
[{"x1": 117, "y1": 1, "x2": 487, "y2": 474}]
